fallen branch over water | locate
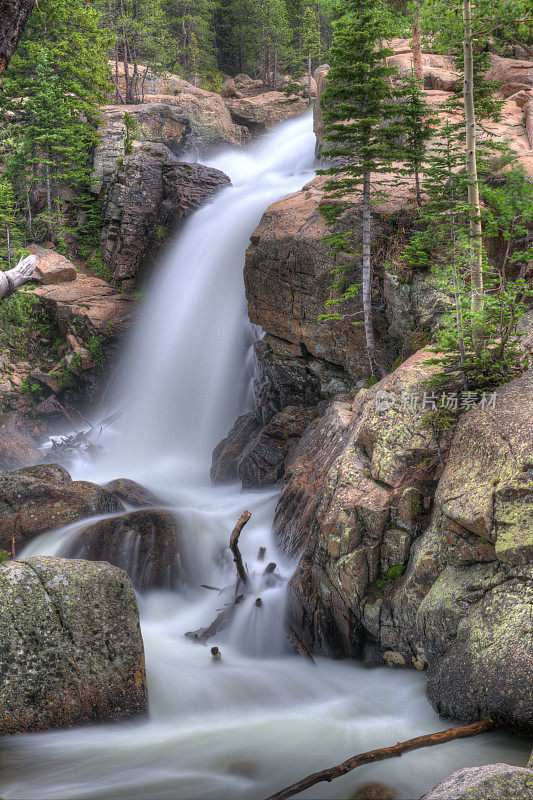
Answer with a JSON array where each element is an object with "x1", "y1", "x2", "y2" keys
[
  {"x1": 230, "y1": 510, "x2": 251, "y2": 588},
  {"x1": 264, "y1": 720, "x2": 494, "y2": 800}
]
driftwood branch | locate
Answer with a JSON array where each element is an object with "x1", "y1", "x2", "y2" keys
[
  {"x1": 0, "y1": 255, "x2": 37, "y2": 300},
  {"x1": 230, "y1": 510, "x2": 251, "y2": 587},
  {"x1": 265, "y1": 720, "x2": 494, "y2": 800}
]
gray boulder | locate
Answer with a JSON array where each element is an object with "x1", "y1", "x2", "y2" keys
[
  {"x1": 420, "y1": 763, "x2": 533, "y2": 799},
  {"x1": 0, "y1": 556, "x2": 148, "y2": 735}
]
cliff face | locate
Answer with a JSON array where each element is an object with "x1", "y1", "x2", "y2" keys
[{"x1": 232, "y1": 43, "x2": 533, "y2": 733}]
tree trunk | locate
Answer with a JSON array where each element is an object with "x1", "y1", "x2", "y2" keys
[
  {"x1": 411, "y1": 1, "x2": 423, "y2": 85},
  {"x1": 266, "y1": 44, "x2": 271, "y2": 87},
  {"x1": 362, "y1": 172, "x2": 385, "y2": 379},
  {"x1": 273, "y1": 49, "x2": 277, "y2": 91},
  {"x1": 44, "y1": 155, "x2": 54, "y2": 241},
  {"x1": 308, "y1": 51, "x2": 312, "y2": 106},
  {"x1": 0, "y1": 0, "x2": 35, "y2": 75},
  {"x1": 463, "y1": 0, "x2": 483, "y2": 314}
]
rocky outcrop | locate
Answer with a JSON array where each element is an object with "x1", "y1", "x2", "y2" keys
[
  {"x1": 280, "y1": 359, "x2": 533, "y2": 730},
  {"x1": 283, "y1": 350, "x2": 443, "y2": 656},
  {"x1": 225, "y1": 92, "x2": 307, "y2": 135},
  {"x1": 92, "y1": 96, "x2": 244, "y2": 195},
  {"x1": 211, "y1": 403, "x2": 319, "y2": 489},
  {"x1": 244, "y1": 178, "x2": 395, "y2": 390},
  {"x1": 0, "y1": 556, "x2": 147, "y2": 735},
  {"x1": 59, "y1": 509, "x2": 186, "y2": 592},
  {"x1": 100, "y1": 141, "x2": 230, "y2": 286},
  {"x1": 0, "y1": 464, "x2": 124, "y2": 553},
  {"x1": 421, "y1": 764, "x2": 533, "y2": 800}
]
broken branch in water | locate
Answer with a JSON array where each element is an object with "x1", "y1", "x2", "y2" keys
[
  {"x1": 230, "y1": 510, "x2": 251, "y2": 588},
  {"x1": 264, "y1": 720, "x2": 494, "y2": 800}
]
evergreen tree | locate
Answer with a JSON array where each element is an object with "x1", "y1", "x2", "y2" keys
[
  {"x1": 0, "y1": 178, "x2": 25, "y2": 270},
  {"x1": 396, "y1": 68, "x2": 436, "y2": 206},
  {"x1": 1, "y1": 0, "x2": 111, "y2": 241},
  {"x1": 299, "y1": 5, "x2": 320, "y2": 103},
  {"x1": 319, "y1": 0, "x2": 403, "y2": 378}
]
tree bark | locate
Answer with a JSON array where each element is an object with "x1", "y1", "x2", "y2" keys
[
  {"x1": 463, "y1": 0, "x2": 484, "y2": 314},
  {"x1": 362, "y1": 171, "x2": 385, "y2": 379},
  {"x1": 0, "y1": 0, "x2": 36, "y2": 75},
  {"x1": 411, "y1": 1, "x2": 424, "y2": 85},
  {"x1": 0, "y1": 255, "x2": 37, "y2": 301},
  {"x1": 265, "y1": 720, "x2": 494, "y2": 800}
]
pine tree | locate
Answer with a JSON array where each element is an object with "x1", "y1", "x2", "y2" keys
[
  {"x1": 0, "y1": 178, "x2": 25, "y2": 270},
  {"x1": 2, "y1": 0, "x2": 112, "y2": 241},
  {"x1": 319, "y1": 0, "x2": 403, "y2": 378},
  {"x1": 396, "y1": 69, "x2": 436, "y2": 207},
  {"x1": 299, "y1": 5, "x2": 320, "y2": 103}
]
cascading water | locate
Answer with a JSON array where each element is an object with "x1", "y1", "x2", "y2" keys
[{"x1": 1, "y1": 111, "x2": 528, "y2": 800}]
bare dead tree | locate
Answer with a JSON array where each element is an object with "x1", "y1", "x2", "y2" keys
[{"x1": 0, "y1": 255, "x2": 37, "y2": 300}]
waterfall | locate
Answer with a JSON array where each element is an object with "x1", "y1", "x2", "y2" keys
[{"x1": 5, "y1": 111, "x2": 527, "y2": 800}]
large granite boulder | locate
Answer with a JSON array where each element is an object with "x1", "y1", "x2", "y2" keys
[
  {"x1": 100, "y1": 141, "x2": 230, "y2": 285},
  {"x1": 418, "y1": 562, "x2": 532, "y2": 731},
  {"x1": 0, "y1": 556, "x2": 147, "y2": 735},
  {"x1": 420, "y1": 763, "x2": 533, "y2": 800},
  {"x1": 0, "y1": 465, "x2": 124, "y2": 553},
  {"x1": 59, "y1": 509, "x2": 186, "y2": 592}
]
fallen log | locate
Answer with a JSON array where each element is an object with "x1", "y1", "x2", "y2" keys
[
  {"x1": 264, "y1": 720, "x2": 494, "y2": 800},
  {"x1": 0, "y1": 255, "x2": 36, "y2": 300},
  {"x1": 230, "y1": 510, "x2": 251, "y2": 588}
]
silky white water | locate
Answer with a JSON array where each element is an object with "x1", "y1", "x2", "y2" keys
[{"x1": 1, "y1": 112, "x2": 528, "y2": 800}]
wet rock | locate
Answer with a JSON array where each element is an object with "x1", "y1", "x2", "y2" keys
[
  {"x1": 103, "y1": 478, "x2": 166, "y2": 508},
  {"x1": 100, "y1": 141, "x2": 231, "y2": 284},
  {"x1": 237, "y1": 405, "x2": 319, "y2": 488},
  {"x1": 59, "y1": 509, "x2": 185, "y2": 592},
  {"x1": 253, "y1": 337, "x2": 323, "y2": 418},
  {"x1": 351, "y1": 784, "x2": 397, "y2": 800},
  {"x1": 420, "y1": 763, "x2": 533, "y2": 800},
  {"x1": 211, "y1": 409, "x2": 262, "y2": 483},
  {"x1": 0, "y1": 413, "x2": 41, "y2": 474},
  {"x1": 0, "y1": 465, "x2": 123, "y2": 553},
  {"x1": 0, "y1": 556, "x2": 147, "y2": 735}
]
